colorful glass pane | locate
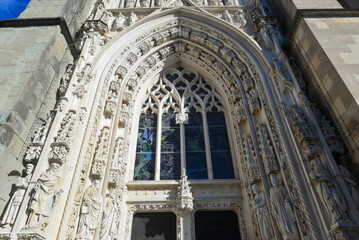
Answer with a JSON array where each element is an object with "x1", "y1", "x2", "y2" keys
[
  {"x1": 207, "y1": 108, "x2": 234, "y2": 179},
  {"x1": 211, "y1": 151, "x2": 234, "y2": 179},
  {"x1": 161, "y1": 153, "x2": 181, "y2": 180},
  {"x1": 185, "y1": 108, "x2": 207, "y2": 179},
  {"x1": 135, "y1": 112, "x2": 157, "y2": 180},
  {"x1": 134, "y1": 153, "x2": 155, "y2": 180},
  {"x1": 186, "y1": 152, "x2": 208, "y2": 179},
  {"x1": 161, "y1": 110, "x2": 180, "y2": 180}
]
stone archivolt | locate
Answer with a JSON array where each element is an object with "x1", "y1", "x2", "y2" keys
[{"x1": 1, "y1": 3, "x2": 359, "y2": 240}]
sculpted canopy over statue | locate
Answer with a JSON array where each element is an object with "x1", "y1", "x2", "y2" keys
[
  {"x1": 76, "y1": 179, "x2": 102, "y2": 239},
  {"x1": 100, "y1": 189, "x2": 118, "y2": 240},
  {"x1": 252, "y1": 184, "x2": 273, "y2": 240},
  {"x1": 339, "y1": 156, "x2": 359, "y2": 211},
  {"x1": 0, "y1": 164, "x2": 34, "y2": 228},
  {"x1": 269, "y1": 175, "x2": 299, "y2": 239},
  {"x1": 25, "y1": 162, "x2": 63, "y2": 230},
  {"x1": 309, "y1": 159, "x2": 349, "y2": 225}
]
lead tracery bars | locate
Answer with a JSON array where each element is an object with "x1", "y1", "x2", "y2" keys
[{"x1": 134, "y1": 67, "x2": 235, "y2": 180}]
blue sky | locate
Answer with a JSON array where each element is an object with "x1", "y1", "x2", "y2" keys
[{"x1": 0, "y1": 0, "x2": 31, "y2": 20}]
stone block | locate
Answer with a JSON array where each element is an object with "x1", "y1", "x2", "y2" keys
[{"x1": 0, "y1": 111, "x2": 26, "y2": 137}]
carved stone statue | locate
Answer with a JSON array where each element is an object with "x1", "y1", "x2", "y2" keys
[
  {"x1": 99, "y1": 189, "x2": 118, "y2": 240},
  {"x1": 177, "y1": 169, "x2": 193, "y2": 212},
  {"x1": 25, "y1": 162, "x2": 63, "y2": 230},
  {"x1": 339, "y1": 156, "x2": 359, "y2": 211},
  {"x1": 309, "y1": 159, "x2": 350, "y2": 225},
  {"x1": 252, "y1": 184, "x2": 273, "y2": 240},
  {"x1": 269, "y1": 175, "x2": 299, "y2": 239},
  {"x1": 0, "y1": 164, "x2": 34, "y2": 228},
  {"x1": 76, "y1": 179, "x2": 102, "y2": 239}
]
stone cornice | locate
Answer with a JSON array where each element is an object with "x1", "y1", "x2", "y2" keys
[
  {"x1": 285, "y1": 8, "x2": 359, "y2": 46},
  {"x1": 0, "y1": 17, "x2": 79, "y2": 58}
]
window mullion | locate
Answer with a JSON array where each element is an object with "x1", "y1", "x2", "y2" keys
[
  {"x1": 202, "y1": 110, "x2": 213, "y2": 179},
  {"x1": 180, "y1": 123, "x2": 186, "y2": 171},
  {"x1": 155, "y1": 105, "x2": 163, "y2": 181}
]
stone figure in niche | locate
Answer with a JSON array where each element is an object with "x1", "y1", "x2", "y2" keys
[
  {"x1": 309, "y1": 159, "x2": 350, "y2": 225},
  {"x1": 252, "y1": 184, "x2": 273, "y2": 240},
  {"x1": 269, "y1": 174, "x2": 299, "y2": 239},
  {"x1": 0, "y1": 164, "x2": 34, "y2": 228},
  {"x1": 100, "y1": 189, "x2": 118, "y2": 240},
  {"x1": 76, "y1": 179, "x2": 102, "y2": 239},
  {"x1": 25, "y1": 162, "x2": 63, "y2": 230},
  {"x1": 338, "y1": 156, "x2": 359, "y2": 210}
]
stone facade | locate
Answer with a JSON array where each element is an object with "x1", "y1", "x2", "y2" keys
[{"x1": 0, "y1": 0, "x2": 358, "y2": 239}]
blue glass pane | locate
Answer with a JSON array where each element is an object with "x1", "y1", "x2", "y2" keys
[
  {"x1": 187, "y1": 108, "x2": 203, "y2": 127},
  {"x1": 135, "y1": 112, "x2": 157, "y2": 181},
  {"x1": 207, "y1": 108, "x2": 225, "y2": 126},
  {"x1": 186, "y1": 152, "x2": 208, "y2": 179},
  {"x1": 137, "y1": 128, "x2": 156, "y2": 152},
  {"x1": 207, "y1": 108, "x2": 234, "y2": 179},
  {"x1": 211, "y1": 151, "x2": 235, "y2": 179},
  {"x1": 161, "y1": 128, "x2": 180, "y2": 152},
  {"x1": 161, "y1": 110, "x2": 181, "y2": 180},
  {"x1": 134, "y1": 153, "x2": 155, "y2": 180},
  {"x1": 208, "y1": 127, "x2": 230, "y2": 150},
  {"x1": 185, "y1": 108, "x2": 207, "y2": 179},
  {"x1": 185, "y1": 126, "x2": 205, "y2": 152},
  {"x1": 161, "y1": 153, "x2": 181, "y2": 180}
]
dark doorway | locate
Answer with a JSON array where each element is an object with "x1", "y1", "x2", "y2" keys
[
  {"x1": 131, "y1": 212, "x2": 176, "y2": 240},
  {"x1": 195, "y1": 211, "x2": 240, "y2": 240}
]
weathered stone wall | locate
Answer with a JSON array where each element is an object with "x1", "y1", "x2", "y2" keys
[
  {"x1": 0, "y1": 0, "x2": 96, "y2": 212},
  {"x1": 19, "y1": 0, "x2": 96, "y2": 37},
  {"x1": 294, "y1": 17, "x2": 359, "y2": 167},
  {"x1": 0, "y1": 25, "x2": 71, "y2": 212},
  {"x1": 267, "y1": 0, "x2": 359, "y2": 174}
]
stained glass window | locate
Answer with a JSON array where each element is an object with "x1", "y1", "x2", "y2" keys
[
  {"x1": 134, "y1": 110, "x2": 156, "y2": 180},
  {"x1": 161, "y1": 109, "x2": 181, "y2": 180},
  {"x1": 185, "y1": 108, "x2": 207, "y2": 179},
  {"x1": 134, "y1": 68, "x2": 235, "y2": 181},
  {"x1": 207, "y1": 108, "x2": 234, "y2": 179}
]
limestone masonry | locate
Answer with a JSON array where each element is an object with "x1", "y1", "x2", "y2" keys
[{"x1": 0, "y1": 0, "x2": 358, "y2": 239}]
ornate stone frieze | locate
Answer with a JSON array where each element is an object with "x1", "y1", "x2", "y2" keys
[
  {"x1": 24, "y1": 114, "x2": 53, "y2": 164},
  {"x1": 54, "y1": 110, "x2": 77, "y2": 145},
  {"x1": 289, "y1": 105, "x2": 319, "y2": 157},
  {"x1": 256, "y1": 124, "x2": 279, "y2": 175},
  {"x1": 59, "y1": 64, "x2": 74, "y2": 97},
  {"x1": 90, "y1": 127, "x2": 110, "y2": 179},
  {"x1": 272, "y1": 59, "x2": 294, "y2": 94},
  {"x1": 246, "y1": 88, "x2": 261, "y2": 113},
  {"x1": 233, "y1": 100, "x2": 247, "y2": 124},
  {"x1": 312, "y1": 107, "x2": 345, "y2": 155},
  {"x1": 242, "y1": 134, "x2": 261, "y2": 184}
]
